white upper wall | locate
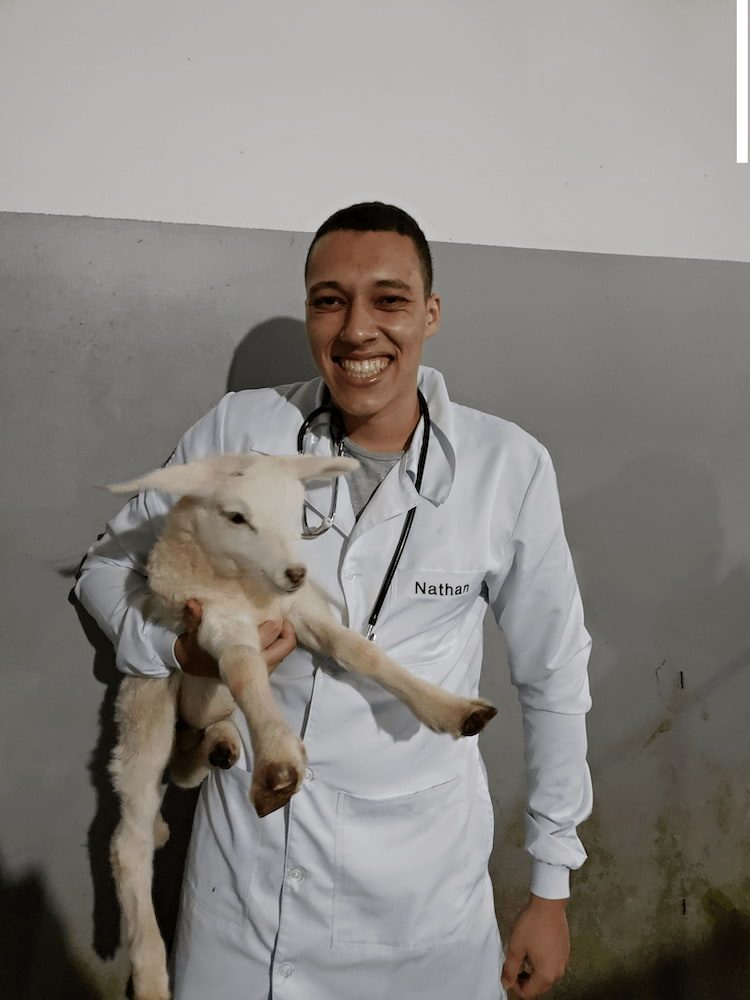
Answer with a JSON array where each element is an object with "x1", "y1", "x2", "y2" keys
[{"x1": 1, "y1": 0, "x2": 748, "y2": 261}]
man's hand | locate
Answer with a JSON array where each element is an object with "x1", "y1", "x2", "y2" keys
[
  {"x1": 501, "y1": 895, "x2": 570, "y2": 998},
  {"x1": 174, "y1": 598, "x2": 297, "y2": 678}
]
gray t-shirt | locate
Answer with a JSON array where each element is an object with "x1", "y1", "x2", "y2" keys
[{"x1": 341, "y1": 436, "x2": 403, "y2": 520}]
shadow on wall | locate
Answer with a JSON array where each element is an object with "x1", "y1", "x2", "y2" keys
[
  {"x1": 73, "y1": 596, "x2": 122, "y2": 962},
  {"x1": 0, "y1": 850, "x2": 100, "y2": 1000},
  {"x1": 67, "y1": 319, "x2": 316, "y2": 991},
  {"x1": 226, "y1": 316, "x2": 315, "y2": 393}
]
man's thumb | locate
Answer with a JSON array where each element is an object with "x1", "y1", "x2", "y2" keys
[
  {"x1": 501, "y1": 948, "x2": 523, "y2": 989},
  {"x1": 184, "y1": 598, "x2": 203, "y2": 629}
]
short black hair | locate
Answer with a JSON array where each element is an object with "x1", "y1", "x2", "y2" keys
[{"x1": 304, "y1": 201, "x2": 433, "y2": 297}]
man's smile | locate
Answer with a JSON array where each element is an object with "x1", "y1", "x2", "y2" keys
[{"x1": 334, "y1": 355, "x2": 393, "y2": 382}]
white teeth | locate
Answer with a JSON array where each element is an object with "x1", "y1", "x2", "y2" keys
[{"x1": 339, "y1": 357, "x2": 390, "y2": 378}]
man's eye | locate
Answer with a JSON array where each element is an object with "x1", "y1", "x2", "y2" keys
[
  {"x1": 378, "y1": 296, "x2": 407, "y2": 306},
  {"x1": 312, "y1": 296, "x2": 342, "y2": 309}
]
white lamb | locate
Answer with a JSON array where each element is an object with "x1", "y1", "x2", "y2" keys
[{"x1": 106, "y1": 451, "x2": 497, "y2": 1000}]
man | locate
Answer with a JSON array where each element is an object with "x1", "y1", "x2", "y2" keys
[{"x1": 76, "y1": 202, "x2": 592, "y2": 999}]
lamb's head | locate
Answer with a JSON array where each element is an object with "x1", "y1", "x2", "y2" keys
[{"x1": 108, "y1": 453, "x2": 358, "y2": 591}]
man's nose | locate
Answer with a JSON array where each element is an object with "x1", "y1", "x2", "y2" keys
[{"x1": 338, "y1": 298, "x2": 377, "y2": 343}]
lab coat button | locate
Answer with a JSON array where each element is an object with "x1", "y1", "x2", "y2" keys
[
  {"x1": 288, "y1": 866, "x2": 306, "y2": 882},
  {"x1": 277, "y1": 962, "x2": 293, "y2": 979},
  {"x1": 343, "y1": 566, "x2": 359, "y2": 582},
  {"x1": 305, "y1": 767, "x2": 315, "y2": 782}
]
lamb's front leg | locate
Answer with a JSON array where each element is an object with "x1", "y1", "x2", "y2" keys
[
  {"x1": 291, "y1": 611, "x2": 497, "y2": 738},
  {"x1": 196, "y1": 606, "x2": 306, "y2": 817},
  {"x1": 218, "y1": 644, "x2": 307, "y2": 815}
]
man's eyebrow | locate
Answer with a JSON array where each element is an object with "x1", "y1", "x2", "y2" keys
[
  {"x1": 373, "y1": 279, "x2": 412, "y2": 292},
  {"x1": 307, "y1": 278, "x2": 413, "y2": 295},
  {"x1": 307, "y1": 280, "x2": 346, "y2": 296}
]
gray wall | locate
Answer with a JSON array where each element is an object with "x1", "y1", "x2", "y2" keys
[{"x1": 1, "y1": 212, "x2": 748, "y2": 998}]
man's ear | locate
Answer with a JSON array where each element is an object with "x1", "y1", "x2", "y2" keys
[{"x1": 424, "y1": 292, "x2": 441, "y2": 340}]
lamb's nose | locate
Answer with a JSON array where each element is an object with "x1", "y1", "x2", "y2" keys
[{"x1": 285, "y1": 564, "x2": 307, "y2": 588}]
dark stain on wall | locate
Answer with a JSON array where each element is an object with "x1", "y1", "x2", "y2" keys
[{"x1": 556, "y1": 888, "x2": 750, "y2": 999}]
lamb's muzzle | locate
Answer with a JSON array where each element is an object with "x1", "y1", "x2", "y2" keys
[{"x1": 284, "y1": 563, "x2": 306, "y2": 588}]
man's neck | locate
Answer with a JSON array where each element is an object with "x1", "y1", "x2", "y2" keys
[{"x1": 340, "y1": 396, "x2": 421, "y2": 453}]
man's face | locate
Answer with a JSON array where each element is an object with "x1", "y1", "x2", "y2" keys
[{"x1": 305, "y1": 229, "x2": 441, "y2": 430}]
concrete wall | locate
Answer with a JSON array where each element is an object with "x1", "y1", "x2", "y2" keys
[
  {"x1": 1, "y1": 1, "x2": 749, "y2": 261},
  {"x1": 1, "y1": 211, "x2": 749, "y2": 997}
]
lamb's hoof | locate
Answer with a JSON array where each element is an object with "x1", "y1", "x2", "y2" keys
[
  {"x1": 460, "y1": 700, "x2": 498, "y2": 737},
  {"x1": 251, "y1": 763, "x2": 303, "y2": 818},
  {"x1": 208, "y1": 741, "x2": 239, "y2": 770}
]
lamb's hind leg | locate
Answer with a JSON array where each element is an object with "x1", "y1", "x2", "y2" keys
[
  {"x1": 110, "y1": 674, "x2": 179, "y2": 1000},
  {"x1": 169, "y1": 675, "x2": 240, "y2": 787},
  {"x1": 292, "y1": 613, "x2": 497, "y2": 738},
  {"x1": 168, "y1": 718, "x2": 242, "y2": 787}
]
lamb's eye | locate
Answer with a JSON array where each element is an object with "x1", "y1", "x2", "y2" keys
[{"x1": 224, "y1": 510, "x2": 257, "y2": 532}]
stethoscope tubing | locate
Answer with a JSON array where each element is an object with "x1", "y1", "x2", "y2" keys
[{"x1": 297, "y1": 389, "x2": 431, "y2": 641}]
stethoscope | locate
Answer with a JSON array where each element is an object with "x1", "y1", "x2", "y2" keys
[{"x1": 296, "y1": 389, "x2": 431, "y2": 641}]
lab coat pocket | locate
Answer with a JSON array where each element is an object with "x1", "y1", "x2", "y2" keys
[
  {"x1": 183, "y1": 766, "x2": 261, "y2": 929},
  {"x1": 383, "y1": 568, "x2": 486, "y2": 670},
  {"x1": 332, "y1": 776, "x2": 468, "y2": 951}
]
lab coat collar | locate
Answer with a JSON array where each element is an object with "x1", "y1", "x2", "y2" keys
[
  {"x1": 412, "y1": 365, "x2": 456, "y2": 508},
  {"x1": 295, "y1": 366, "x2": 456, "y2": 538}
]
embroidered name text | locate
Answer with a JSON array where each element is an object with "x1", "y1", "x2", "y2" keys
[{"x1": 415, "y1": 581, "x2": 471, "y2": 597}]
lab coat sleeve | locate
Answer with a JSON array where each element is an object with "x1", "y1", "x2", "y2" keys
[
  {"x1": 488, "y1": 446, "x2": 593, "y2": 900},
  {"x1": 74, "y1": 394, "x2": 232, "y2": 677}
]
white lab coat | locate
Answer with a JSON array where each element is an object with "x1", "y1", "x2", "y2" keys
[{"x1": 76, "y1": 367, "x2": 592, "y2": 1000}]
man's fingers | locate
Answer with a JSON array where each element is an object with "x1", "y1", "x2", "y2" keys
[
  {"x1": 278, "y1": 620, "x2": 297, "y2": 646},
  {"x1": 260, "y1": 619, "x2": 297, "y2": 673},
  {"x1": 257, "y1": 619, "x2": 284, "y2": 648},
  {"x1": 503, "y1": 954, "x2": 543, "y2": 997},
  {"x1": 268, "y1": 621, "x2": 298, "y2": 659},
  {"x1": 183, "y1": 598, "x2": 203, "y2": 631},
  {"x1": 501, "y1": 951, "x2": 524, "y2": 991},
  {"x1": 516, "y1": 970, "x2": 553, "y2": 999}
]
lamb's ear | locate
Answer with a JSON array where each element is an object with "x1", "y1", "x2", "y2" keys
[
  {"x1": 279, "y1": 455, "x2": 359, "y2": 483},
  {"x1": 105, "y1": 459, "x2": 222, "y2": 498}
]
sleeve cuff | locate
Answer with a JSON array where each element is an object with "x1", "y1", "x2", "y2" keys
[
  {"x1": 154, "y1": 624, "x2": 182, "y2": 671},
  {"x1": 530, "y1": 861, "x2": 570, "y2": 900},
  {"x1": 169, "y1": 633, "x2": 183, "y2": 671},
  {"x1": 137, "y1": 619, "x2": 182, "y2": 673}
]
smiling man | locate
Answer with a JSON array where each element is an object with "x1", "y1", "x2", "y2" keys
[
  {"x1": 75, "y1": 202, "x2": 592, "y2": 1000},
  {"x1": 304, "y1": 223, "x2": 441, "y2": 452}
]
